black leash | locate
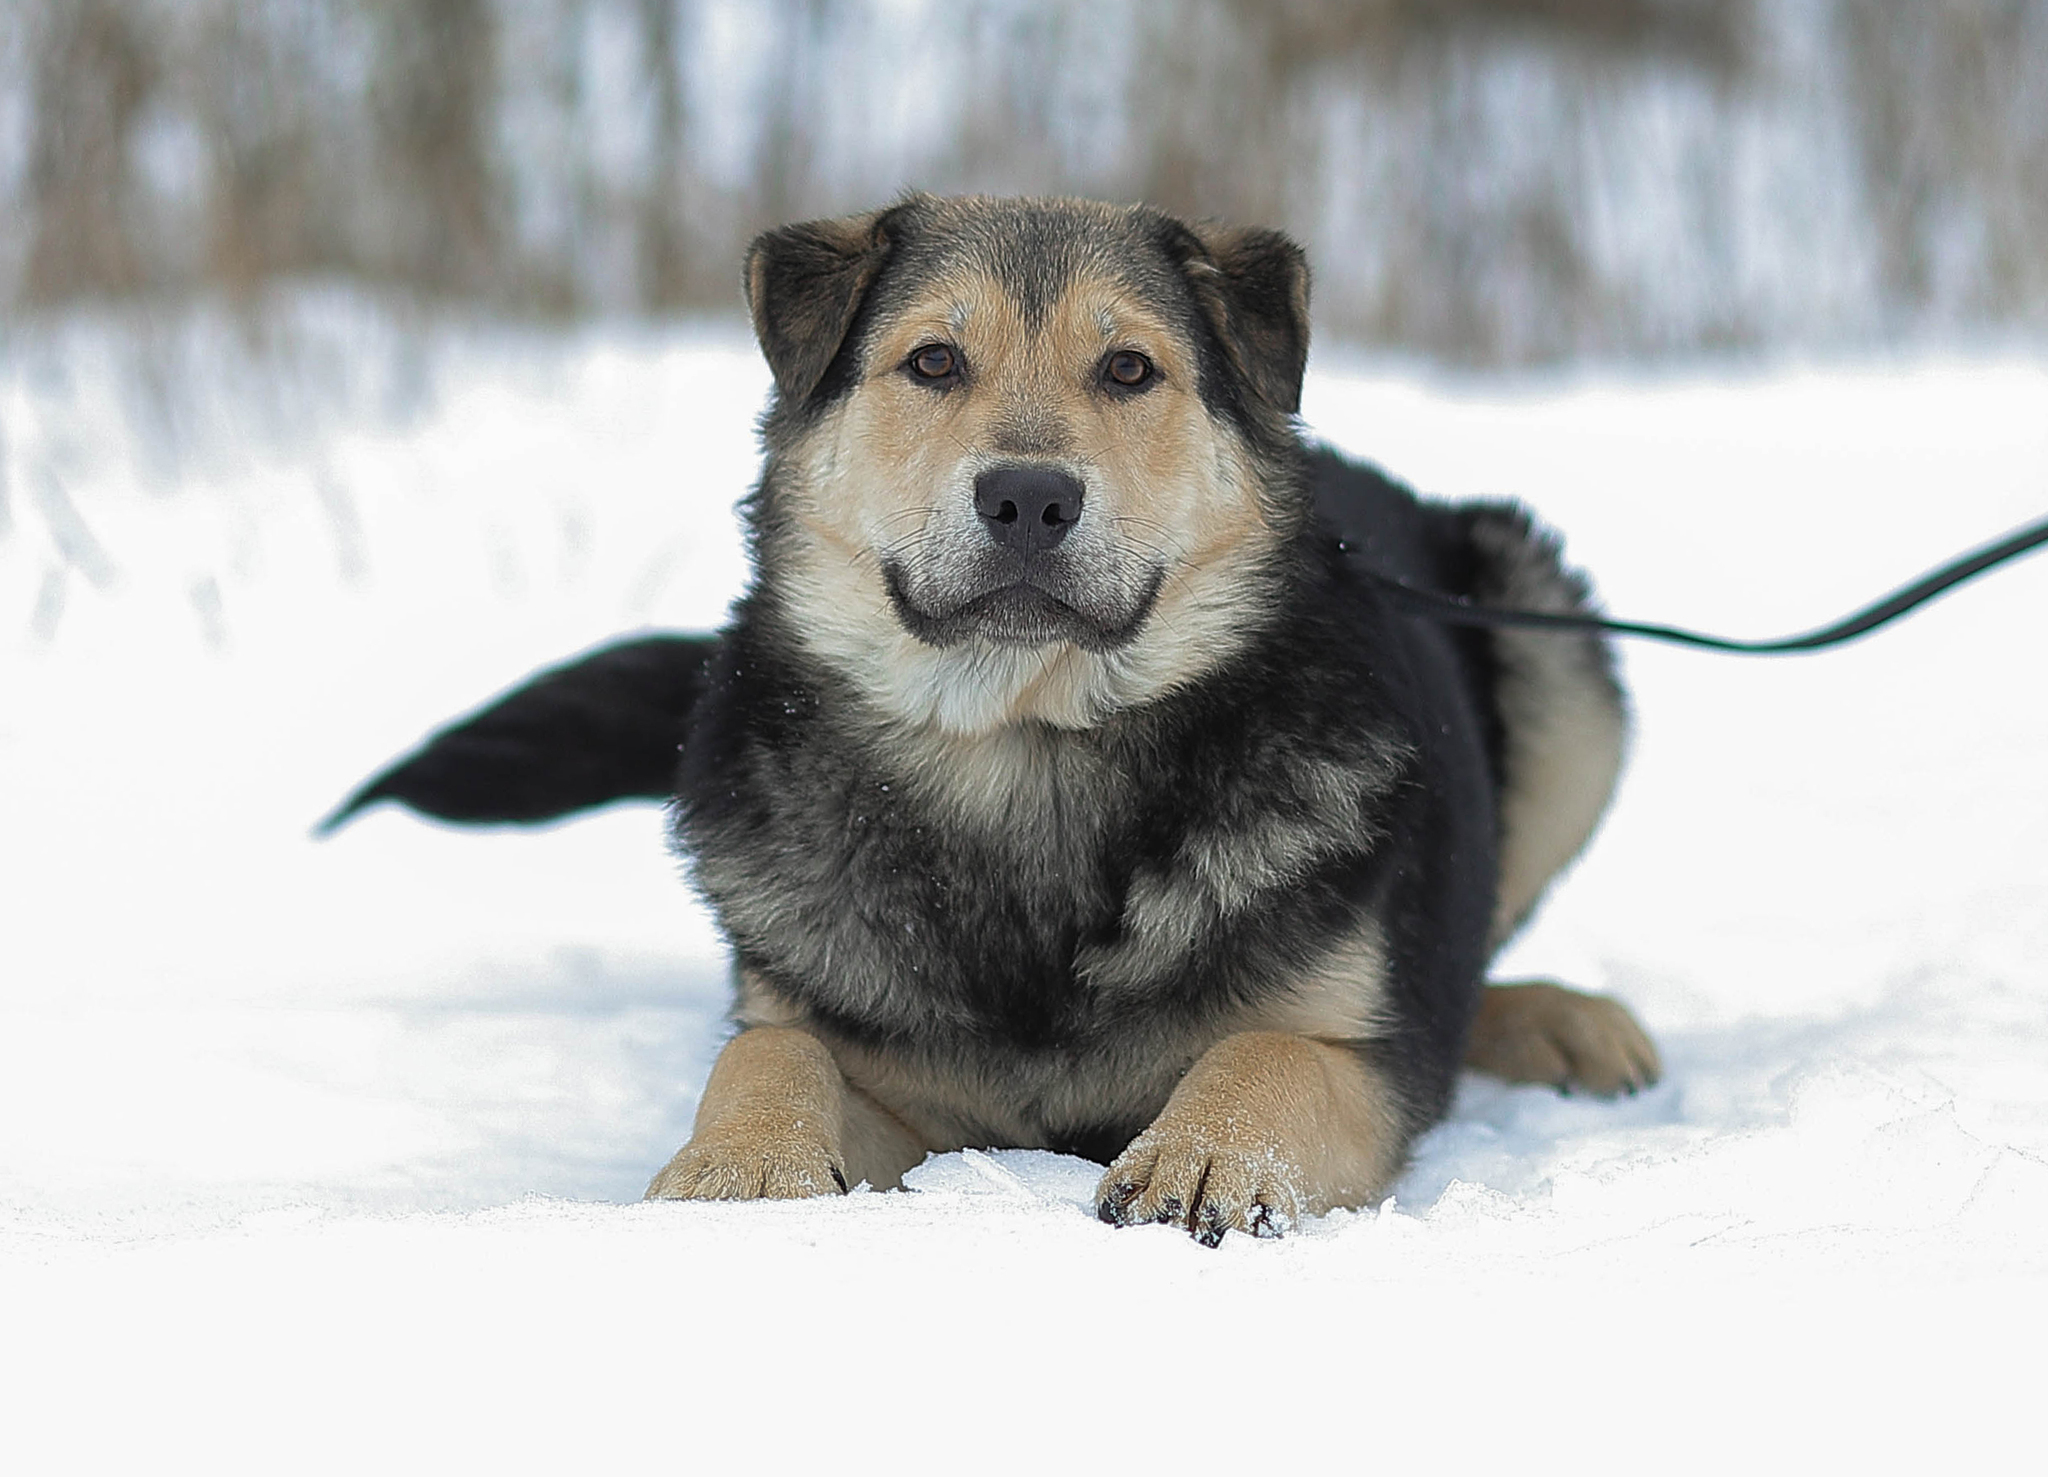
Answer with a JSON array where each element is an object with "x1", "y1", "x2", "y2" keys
[{"x1": 1362, "y1": 513, "x2": 2048, "y2": 654}]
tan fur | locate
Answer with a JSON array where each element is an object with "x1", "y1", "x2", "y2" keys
[
  {"x1": 818, "y1": 1030, "x2": 1200, "y2": 1164},
  {"x1": 1463, "y1": 980, "x2": 1661, "y2": 1096},
  {"x1": 1239, "y1": 921, "x2": 1396, "y2": 1042},
  {"x1": 771, "y1": 262, "x2": 1283, "y2": 749},
  {"x1": 732, "y1": 967, "x2": 810, "y2": 1031},
  {"x1": 1472, "y1": 513, "x2": 1630, "y2": 948},
  {"x1": 721, "y1": 922, "x2": 1394, "y2": 1172},
  {"x1": 1489, "y1": 641, "x2": 1627, "y2": 946},
  {"x1": 1097, "y1": 1032, "x2": 1408, "y2": 1240},
  {"x1": 645, "y1": 1025, "x2": 925, "y2": 1198},
  {"x1": 884, "y1": 715, "x2": 1122, "y2": 837}
]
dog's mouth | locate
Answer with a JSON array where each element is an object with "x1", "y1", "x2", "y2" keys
[{"x1": 882, "y1": 562, "x2": 1165, "y2": 652}]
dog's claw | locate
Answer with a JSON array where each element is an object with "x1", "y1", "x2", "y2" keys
[
  {"x1": 1096, "y1": 1180, "x2": 1141, "y2": 1225},
  {"x1": 1093, "y1": 1135, "x2": 1301, "y2": 1247}
]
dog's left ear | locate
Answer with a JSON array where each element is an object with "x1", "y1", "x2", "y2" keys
[
  {"x1": 745, "y1": 207, "x2": 898, "y2": 404},
  {"x1": 1177, "y1": 224, "x2": 1311, "y2": 416}
]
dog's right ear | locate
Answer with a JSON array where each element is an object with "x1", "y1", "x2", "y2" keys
[
  {"x1": 744, "y1": 207, "x2": 898, "y2": 404},
  {"x1": 1172, "y1": 221, "x2": 1311, "y2": 417}
]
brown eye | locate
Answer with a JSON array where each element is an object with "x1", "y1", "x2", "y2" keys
[
  {"x1": 909, "y1": 343, "x2": 959, "y2": 381},
  {"x1": 1105, "y1": 350, "x2": 1154, "y2": 389}
]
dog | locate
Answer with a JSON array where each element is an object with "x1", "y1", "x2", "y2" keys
[{"x1": 325, "y1": 193, "x2": 1660, "y2": 1244}]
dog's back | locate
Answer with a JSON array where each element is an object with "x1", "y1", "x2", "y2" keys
[{"x1": 1310, "y1": 448, "x2": 1628, "y2": 946}]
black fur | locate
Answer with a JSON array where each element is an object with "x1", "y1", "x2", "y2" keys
[
  {"x1": 744, "y1": 210, "x2": 893, "y2": 406},
  {"x1": 677, "y1": 448, "x2": 1499, "y2": 1148},
  {"x1": 325, "y1": 197, "x2": 1626, "y2": 1220},
  {"x1": 319, "y1": 634, "x2": 715, "y2": 832}
]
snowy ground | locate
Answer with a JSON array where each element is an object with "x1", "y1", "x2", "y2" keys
[{"x1": 3, "y1": 306, "x2": 2044, "y2": 1469}]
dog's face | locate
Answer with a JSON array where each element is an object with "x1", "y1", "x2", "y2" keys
[{"x1": 744, "y1": 195, "x2": 1310, "y2": 735}]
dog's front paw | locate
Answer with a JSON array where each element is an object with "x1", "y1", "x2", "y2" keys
[
  {"x1": 645, "y1": 1123, "x2": 849, "y2": 1202},
  {"x1": 1095, "y1": 1129, "x2": 1302, "y2": 1247}
]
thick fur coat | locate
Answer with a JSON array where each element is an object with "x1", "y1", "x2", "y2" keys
[{"x1": 329, "y1": 195, "x2": 1656, "y2": 1243}]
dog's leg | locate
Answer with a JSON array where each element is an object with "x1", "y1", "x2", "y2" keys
[
  {"x1": 1094, "y1": 1032, "x2": 1407, "y2": 1246},
  {"x1": 1463, "y1": 980, "x2": 1660, "y2": 1096},
  {"x1": 645, "y1": 1026, "x2": 925, "y2": 1200}
]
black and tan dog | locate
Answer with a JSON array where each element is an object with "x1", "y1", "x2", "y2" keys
[{"x1": 327, "y1": 194, "x2": 1659, "y2": 1244}]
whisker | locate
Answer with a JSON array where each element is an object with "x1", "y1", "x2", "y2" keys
[
  {"x1": 881, "y1": 530, "x2": 939, "y2": 559},
  {"x1": 1110, "y1": 513, "x2": 1174, "y2": 540},
  {"x1": 849, "y1": 526, "x2": 941, "y2": 571}
]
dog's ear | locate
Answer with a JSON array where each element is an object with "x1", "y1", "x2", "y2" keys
[
  {"x1": 1176, "y1": 223, "x2": 1311, "y2": 416},
  {"x1": 316, "y1": 635, "x2": 718, "y2": 833},
  {"x1": 744, "y1": 207, "x2": 899, "y2": 404}
]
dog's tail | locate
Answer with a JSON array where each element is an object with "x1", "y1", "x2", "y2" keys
[{"x1": 316, "y1": 634, "x2": 719, "y2": 834}]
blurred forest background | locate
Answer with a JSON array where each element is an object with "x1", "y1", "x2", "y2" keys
[{"x1": 5, "y1": 0, "x2": 2047, "y2": 365}]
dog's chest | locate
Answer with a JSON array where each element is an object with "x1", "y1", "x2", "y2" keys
[
  {"x1": 684, "y1": 653, "x2": 1410, "y2": 1057},
  {"x1": 688, "y1": 718, "x2": 1147, "y2": 1044}
]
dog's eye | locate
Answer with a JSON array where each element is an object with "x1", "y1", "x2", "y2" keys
[
  {"x1": 1103, "y1": 350, "x2": 1154, "y2": 390},
  {"x1": 908, "y1": 344, "x2": 960, "y2": 382}
]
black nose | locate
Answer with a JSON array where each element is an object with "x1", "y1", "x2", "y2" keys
[{"x1": 974, "y1": 466, "x2": 1084, "y2": 554}]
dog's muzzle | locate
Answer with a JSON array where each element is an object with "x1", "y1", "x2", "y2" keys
[{"x1": 879, "y1": 463, "x2": 1166, "y2": 651}]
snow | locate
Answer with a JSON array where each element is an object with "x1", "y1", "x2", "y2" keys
[{"x1": 3, "y1": 310, "x2": 2045, "y2": 1468}]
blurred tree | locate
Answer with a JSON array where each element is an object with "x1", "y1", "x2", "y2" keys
[
  {"x1": 6, "y1": 0, "x2": 2045, "y2": 364},
  {"x1": 368, "y1": 0, "x2": 503, "y2": 296},
  {"x1": 25, "y1": 0, "x2": 156, "y2": 300}
]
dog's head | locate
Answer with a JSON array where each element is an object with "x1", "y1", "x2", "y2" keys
[{"x1": 743, "y1": 194, "x2": 1310, "y2": 734}]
